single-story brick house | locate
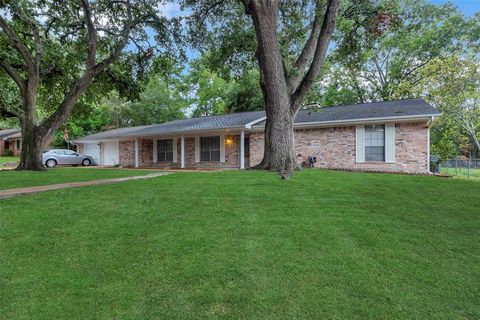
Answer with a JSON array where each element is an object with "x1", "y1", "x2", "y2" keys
[
  {"x1": 0, "y1": 128, "x2": 22, "y2": 156},
  {"x1": 73, "y1": 99, "x2": 440, "y2": 174}
]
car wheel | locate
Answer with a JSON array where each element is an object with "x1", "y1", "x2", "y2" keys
[
  {"x1": 45, "y1": 159, "x2": 57, "y2": 168},
  {"x1": 82, "y1": 158, "x2": 91, "y2": 166}
]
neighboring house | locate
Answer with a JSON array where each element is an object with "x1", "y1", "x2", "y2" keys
[
  {"x1": 0, "y1": 128, "x2": 22, "y2": 156},
  {"x1": 73, "y1": 99, "x2": 440, "y2": 174}
]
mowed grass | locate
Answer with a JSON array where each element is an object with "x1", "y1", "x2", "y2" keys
[
  {"x1": 0, "y1": 156, "x2": 19, "y2": 166},
  {"x1": 0, "y1": 167, "x2": 157, "y2": 190},
  {"x1": 0, "y1": 170, "x2": 479, "y2": 319},
  {"x1": 441, "y1": 167, "x2": 480, "y2": 180}
]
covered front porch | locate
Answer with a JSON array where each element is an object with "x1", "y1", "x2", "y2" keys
[{"x1": 123, "y1": 130, "x2": 251, "y2": 169}]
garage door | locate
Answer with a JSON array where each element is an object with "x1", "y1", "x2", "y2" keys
[
  {"x1": 103, "y1": 141, "x2": 119, "y2": 166},
  {"x1": 84, "y1": 142, "x2": 100, "y2": 165}
]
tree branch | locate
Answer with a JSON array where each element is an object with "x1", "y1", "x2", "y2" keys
[
  {"x1": 91, "y1": 5, "x2": 132, "y2": 75},
  {"x1": 0, "y1": 14, "x2": 36, "y2": 75},
  {"x1": 0, "y1": 62, "x2": 27, "y2": 94},
  {"x1": 287, "y1": 1, "x2": 325, "y2": 92},
  {"x1": 0, "y1": 105, "x2": 21, "y2": 118},
  {"x1": 82, "y1": 0, "x2": 97, "y2": 71},
  {"x1": 40, "y1": 0, "x2": 134, "y2": 135},
  {"x1": 39, "y1": 0, "x2": 98, "y2": 135},
  {"x1": 290, "y1": 0, "x2": 340, "y2": 111},
  {"x1": 201, "y1": 0, "x2": 227, "y2": 22}
]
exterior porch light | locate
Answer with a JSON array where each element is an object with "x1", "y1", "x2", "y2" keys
[{"x1": 225, "y1": 137, "x2": 234, "y2": 146}]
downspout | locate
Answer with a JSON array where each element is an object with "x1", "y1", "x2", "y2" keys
[{"x1": 426, "y1": 116, "x2": 435, "y2": 174}]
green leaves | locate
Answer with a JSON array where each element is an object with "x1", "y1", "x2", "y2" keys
[
  {"x1": 186, "y1": 57, "x2": 263, "y2": 116},
  {"x1": 416, "y1": 55, "x2": 480, "y2": 158},
  {"x1": 326, "y1": 0, "x2": 477, "y2": 104}
]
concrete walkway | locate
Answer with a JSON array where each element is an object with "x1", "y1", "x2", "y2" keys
[{"x1": 0, "y1": 172, "x2": 172, "y2": 199}]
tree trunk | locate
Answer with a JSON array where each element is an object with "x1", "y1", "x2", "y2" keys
[
  {"x1": 470, "y1": 132, "x2": 480, "y2": 157},
  {"x1": 256, "y1": 99, "x2": 299, "y2": 179},
  {"x1": 16, "y1": 125, "x2": 47, "y2": 171},
  {"x1": 15, "y1": 80, "x2": 48, "y2": 170},
  {"x1": 248, "y1": 2, "x2": 298, "y2": 179}
]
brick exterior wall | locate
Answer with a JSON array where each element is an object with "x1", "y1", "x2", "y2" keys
[
  {"x1": 119, "y1": 140, "x2": 135, "y2": 167},
  {"x1": 84, "y1": 121, "x2": 429, "y2": 173},
  {"x1": 184, "y1": 135, "x2": 240, "y2": 169},
  {"x1": 249, "y1": 122, "x2": 429, "y2": 174},
  {"x1": 3, "y1": 139, "x2": 22, "y2": 156},
  {"x1": 116, "y1": 135, "x2": 243, "y2": 168}
]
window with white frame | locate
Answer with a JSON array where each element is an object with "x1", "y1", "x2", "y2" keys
[
  {"x1": 365, "y1": 125, "x2": 385, "y2": 162},
  {"x1": 157, "y1": 139, "x2": 174, "y2": 162},
  {"x1": 200, "y1": 136, "x2": 220, "y2": 161}
]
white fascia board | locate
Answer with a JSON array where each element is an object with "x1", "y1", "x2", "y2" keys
[
  {"x1": 245, "y1": 116, "x2": 267, "y2": 129},
  {"x1": 71, "y1": 139, "x2": 116, "y2": 143},
  {"x1": 71, "y1": 140, "x2": 101, "y2": 143},
  {"x1": 250, "y1": 114, "x2": 439, "y2": 130},
  {"x1": 118, "y1": 127, "x2": 251, "y2": 140}
]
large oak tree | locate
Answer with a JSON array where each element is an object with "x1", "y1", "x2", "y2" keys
[
  {"x1": 186, "y1": 0, "x2": 341, "y2": 178},
  {"x1": 0, "y1": 0, "x2": 177, "y2": 170},
  {"x1": 242, "y1": 0, "x2": 339, "y2": 178}
]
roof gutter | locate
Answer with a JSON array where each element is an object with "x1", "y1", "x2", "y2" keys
[
  {"x1": 72, "y1": 126, "x2": 254, "y2": 143},
  {"x1": 251, "y1": 113, "x2": 440, "y2": 129},
  {"x1": 73, "y1": 113, "x2": 440, "y2": 143},
  {"x1": 426, "y1": 115, "x2": 436, "y2": 127},
  {"x1": 245, "y1": 116, "x2": 267, "y2": 129}
]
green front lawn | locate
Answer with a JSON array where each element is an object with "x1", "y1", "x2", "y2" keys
[
  {"x1": 0, "y1": 156, "x2": 19, "y2": 166},
  {"x1": 1, "y1": 170, "x2": 479, "y2": 319},
  {"x1": 0, "y1": 167, "x2": 157, "y2": 190},
  {"x1": 441, "y1": 167, "x2": 480, "y2": 180}
]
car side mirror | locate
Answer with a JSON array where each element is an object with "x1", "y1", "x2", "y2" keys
[{"x1": 75, "y1": 153, "x2": 79, "y2": 156}]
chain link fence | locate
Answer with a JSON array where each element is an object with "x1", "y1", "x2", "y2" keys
[{"x1": 439, "y1": 159, "x2": 480, "y2": 180}]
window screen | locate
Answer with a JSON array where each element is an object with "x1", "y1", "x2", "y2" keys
[
  {"x1": 157, "y1": 139, "x2": 174, "y2": 162},
  {"x1": 200, "y1": 136, "x2": 220, "y2": 161},
  {"x1": 365, "y1": 125, "x2": 385, "y2": 162}
]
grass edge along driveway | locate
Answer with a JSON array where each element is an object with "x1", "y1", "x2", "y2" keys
[{"x1": 0, "y1": 167, "x2": 158, "y2": 190}]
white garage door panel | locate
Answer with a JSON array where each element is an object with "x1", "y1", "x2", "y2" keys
[
  {"x1": 84, "y1": 143, "x2": 100, "y2": 165},
  {"x1": 103, "y1": 141, "x2": 119, "y2": 166}
]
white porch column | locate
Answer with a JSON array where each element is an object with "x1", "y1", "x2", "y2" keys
[
  {"x1": 134, "y1": 138, "x2": 139, "y2": 168},
  {"x1": 180, "y1": 135, "x2": 185, "y2": 168},
  {"x1": 240, "y1": 130, "x2": 245, "y2": 169}
]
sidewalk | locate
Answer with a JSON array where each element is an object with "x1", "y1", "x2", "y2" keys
[{"x1": 0, "y1": 172, "x2": 172, "y2": 199}]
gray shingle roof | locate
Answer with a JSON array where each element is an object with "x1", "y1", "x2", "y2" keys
[
  {"x1": 73, "y1": 99, "x2": 439, "y2": 141},
  {"x1": 299, "y1": 98, "x2": 438, "y2": 122},
  {"x1": 254, "y1": 98, "x2": 439, "y2": 127},
  {"x1": 132, "y1": 111, "x2": 266, "y2": 136},
  {"x1": 73, "y1": 112, "x2": 265, "y2": 141},
  {"x1": 0, "y1": 128, "x2": 20, "y2": 139},
  {"x1": 73, "y1": 125, "x2": 154, "y2": 142}
]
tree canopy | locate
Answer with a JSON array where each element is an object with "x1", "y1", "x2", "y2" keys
[{"x1": 0, "y1": 0, "x2": 181, "y2": 169}]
